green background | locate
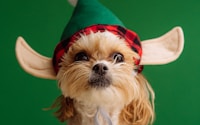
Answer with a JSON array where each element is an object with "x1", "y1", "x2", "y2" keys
[{"x1": 0, "y1": 0, "x2": 199, "y2": 125}]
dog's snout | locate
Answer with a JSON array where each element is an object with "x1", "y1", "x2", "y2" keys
[
  {"x1": 92, "y1": 63, "x2": 108, "y2": 75},
  {"x1": 89, "y1": 63, "x2": 111, "y2": 88}
]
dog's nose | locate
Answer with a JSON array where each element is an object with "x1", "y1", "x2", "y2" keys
[{"x1": 92, "y1": 63, "x2": 108, "y2": 75}]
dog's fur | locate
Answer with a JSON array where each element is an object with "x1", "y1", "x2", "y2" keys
[{"x1": 52, "y1": 31, "x2": 155, "y2": 125}]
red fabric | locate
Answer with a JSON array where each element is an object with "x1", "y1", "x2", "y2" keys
[{"x1": 53, "y1": 24, "x2": 143, "y2": 74}]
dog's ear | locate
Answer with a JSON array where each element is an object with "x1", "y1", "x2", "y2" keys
[
  {"x1": 140, "y1": 27, "x2": 184, "y2": 65},
  {"x1": 52, "y1": 95, "x2": 74, "y2": 122},
  {"x1": 15, "y1": 37, "x2": 56, "y2": 79},
  {"x1": 120, "y1": 74, "x2": 155, "y2": 125}
]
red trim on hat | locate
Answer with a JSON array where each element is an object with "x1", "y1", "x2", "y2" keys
[{"x1": 53, "y1": 24, "x2": 143, "y2": 74}]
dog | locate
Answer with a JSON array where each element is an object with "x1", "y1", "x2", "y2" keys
[
  {"x1": 52, "y1": 31, "x2": 155, "y2": 125},
  {"x1": 15, "y1": 0, "x2": 184, "y2": 125}
]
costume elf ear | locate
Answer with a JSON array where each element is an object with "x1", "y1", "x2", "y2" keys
[
  {"x1": 15, "y1": 27, "x2": 184, "y2": 79},
  {"x1": 15, "y1": 37, "x2": 56, "y2": 79},
  {"x1": 140, "y1": 26, "x2": 184, "y2": 65}
]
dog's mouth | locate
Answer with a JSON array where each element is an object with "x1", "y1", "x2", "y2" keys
[
  {"x1": 88, "y1": 74, "x2": 112, "y2": 88},
  {"x1": 88, "y1": 63, "x2": 112, "y2": 88}
]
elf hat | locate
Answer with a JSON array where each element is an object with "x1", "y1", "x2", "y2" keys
[
  {"x1": 53, "y1": 0, "x2": 143, "y2": 74},
  {"x1": 15, "y1": 0, "x2": 184, "y2": 79},
  {"x1": 61, "y1": 0, "x2": 125, "y2": 41}
]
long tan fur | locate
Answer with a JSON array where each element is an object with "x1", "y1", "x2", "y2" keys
[
  {"x1": 52, "y1": 74, "x2": 155, "y2": 125},
  {"x1": 120, "y1": 74, "x2": 155, "y2": 125},
  {"x1": 52, "y1": 95, "x2": 74, "y2": 122}
]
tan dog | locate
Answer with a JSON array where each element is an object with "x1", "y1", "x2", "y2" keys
[
  {"x1": 16, "y1": 26, "x2": 184, "y2": 125},
  {"x1": 15, "y1": 0, "x2": 184, "y2": 125},
  {"x1": 55, "y1": 31, "x2": 154, "y2": 125}
]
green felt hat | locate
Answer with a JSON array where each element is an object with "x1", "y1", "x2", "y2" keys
[{"x1": 61, "y1": 0, "x2": 124, "y2": 41}]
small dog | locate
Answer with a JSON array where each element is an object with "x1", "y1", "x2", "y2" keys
[
  {"x1": 53, "y1": 31, "x2": 155, "y2": 125},
  {"x1": 15, "y1": 0, "x2": 184, "y2": 125}
]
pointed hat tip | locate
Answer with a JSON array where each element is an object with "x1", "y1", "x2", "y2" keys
[{"x1": 68, "y1": 0, "x2": 78, "y2": 6}]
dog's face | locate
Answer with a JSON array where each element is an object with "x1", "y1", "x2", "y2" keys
[{"x1": 57, "y1": 31, "x2": 141, "y2": 107}]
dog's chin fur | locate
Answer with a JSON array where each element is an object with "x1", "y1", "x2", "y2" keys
[{"x1": 53, "y1": 31, "x2": 155, "y2": 125}]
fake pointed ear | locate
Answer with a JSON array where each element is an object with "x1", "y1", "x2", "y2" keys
[
  {"x1": 15, "y1": 37, "x2": 56, "y2": 79},
  {"x1": 140, "y1": 27, "x2": 184, "y2": 65}
]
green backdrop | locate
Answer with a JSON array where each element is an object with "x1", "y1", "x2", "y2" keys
[{"x1": 0, "y1": 0, "x2": 199, "y2": 125}]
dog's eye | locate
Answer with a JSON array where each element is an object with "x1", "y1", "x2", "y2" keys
[
  {"x1": 112, "y1": 53, "x2": 124, "y2": 63},
  {"x1": 74, "y1": 52, "x2": 89, "y2": 61}
]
